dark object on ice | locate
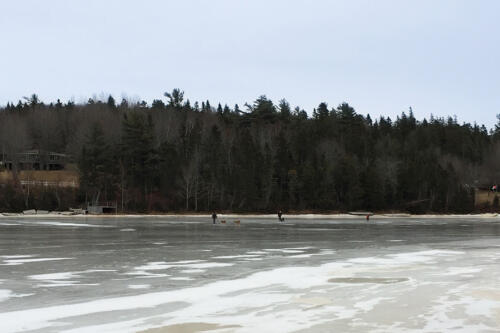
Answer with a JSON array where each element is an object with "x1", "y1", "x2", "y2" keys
[
  {"x1": 212, "y1": 212, "x2": 217, "y2": 224},
  {"x1": 366, "y1": 215, "x2": 370, "y2": 221},
  {"x1": 278, "y1": 210, "x2": 284, "y2": 222}
]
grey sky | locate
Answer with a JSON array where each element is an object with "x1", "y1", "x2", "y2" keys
[{"x1": 1, "y1": 0, "x2": 499, "y2": 127}]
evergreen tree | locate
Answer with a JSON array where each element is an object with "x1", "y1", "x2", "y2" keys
[
  {"x1": 78, "y1": 123, "x2": 112, "y2": 204},
  {"x1": 121, "y1": 111, "x2": 158, "y2": 210},
  {"x1": 164, "y1": 89, "x2": 184, "y2": 109},
  {"x1": 107, "y1": 95, "x2": 116, "y2": 109}
]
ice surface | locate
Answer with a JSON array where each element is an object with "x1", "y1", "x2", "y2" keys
[{"x1": 0, "y1": 216, "x2": 499, "y2": 332}]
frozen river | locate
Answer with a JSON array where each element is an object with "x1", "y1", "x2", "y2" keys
[{"x1": 0, "y1": 216, "x2": 500, "y2": 332}]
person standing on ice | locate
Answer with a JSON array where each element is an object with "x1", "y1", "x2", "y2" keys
[
  {"x1": 211, "y1": 212, "x2": 217, "y2": 224},
  {"x1": 278, "y1": 210, "x2": 284, "y2": 222}
]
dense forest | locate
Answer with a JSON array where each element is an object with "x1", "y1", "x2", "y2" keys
[{"x1": 1, "y1": 90, "x2": 500, "y2": 213}]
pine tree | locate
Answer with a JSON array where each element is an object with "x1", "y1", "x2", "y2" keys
[
  {"x1": 78, "y1": 123, "x2": 112, "y2": 205},
  {"x1": 121, "y1": 111, "x2": 159, "y2": 209},
  {"x1": 107, "y1": 95, "x2": 116, "y2": 109}
]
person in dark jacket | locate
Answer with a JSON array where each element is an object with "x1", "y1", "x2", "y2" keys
[
  {"x1": 211, "y1": 212, "x2": 217, "y2": 224},
  {"x1": 278, "y1": 210, "x2": 284, "y2": 222}
]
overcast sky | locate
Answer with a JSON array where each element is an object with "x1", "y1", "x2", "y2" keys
[{"x1": 1, "y1": 0, "x2": 499, "y2": 127}]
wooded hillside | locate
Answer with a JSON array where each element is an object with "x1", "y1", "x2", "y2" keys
[{"x1": 1, "y1": 91, "x2": 500, "y2": 213}]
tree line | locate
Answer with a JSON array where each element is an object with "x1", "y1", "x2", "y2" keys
[{"x1": 1, "y1": 90, "x2": 500, "y2": 213}]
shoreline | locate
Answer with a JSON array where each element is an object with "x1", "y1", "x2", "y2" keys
[{"x1": 1, "y1": 212, "x2": 498, "y2": 219}]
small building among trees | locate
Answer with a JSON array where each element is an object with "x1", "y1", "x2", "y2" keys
[
  {"x1": 87, "y1": 201, "x2": 117, "y2": 214},
  {"x1": 1, "y1": 150, "x2": 68, "y2": 171}
]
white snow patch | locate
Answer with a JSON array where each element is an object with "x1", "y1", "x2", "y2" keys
[
  {"x1": 289, "y1": 254, "x2": 315, "y2": 258},
  {"x1": 134, "y1": 262, "x2": 174, "y2": 271},
  {"x1": 128, "y1": 285, "x2": 150, "y2": 289},
  {"x1": 124, "y1": 271, "x2": 170, "y2": 278},
  {"x1": 0, "y1": 289, "x2": 12, "y2": 302},
  {"x1": 1, "y1": 255, "x2": 34, "y2": 259},
  {"x1": 212, "y1": 255, "x2": 261, "y2": 259},
  {"x1": 283, "y1": 247, "x2": 316, "y2": 250},
  {"x1": 19, "y1": 221, "x2": 109, "y2": 228},
  {"x1": 464, "y1": 297, "x2": 500, "y2": 317},
  {"x1": 0, "y1": 290, "x2": 34, "y2": 302},
  {"x1": 183, "y1": 262, "x2": 233, "y2": 269},
  {"x1": 30, "y1": 270, "x2": 116, "y2": 287},
  {"x1": 264, "y1": 249, "x2": 305, "y2": 254},
  {"x1": 290, "y1": 249, "x2": 336, "y2": 258},
  {"x1": 37, "y1": 283, "x2": 99, "y2": 288},
  {"x1": 180, "y1": 269, "x2": 206, "y2": 274},
  {"x1": 349, "y1": 250, "x2": 463, "y2": 266},
  {"x1": 440, "y1": 267, "x2": 482, "y2": 276},
  {"x1": 134, "y1": 260, "x2": 230, "y2": 271},
  {"x1": 81, "y1": 269, "x2": 116, "y2": 274},
  {"x1": 1, "y1": 258, "x2": 72, "y2": 266},
  {"x1": 13, "y1": 293, "x2": 34, "y2": 298},
  {"x1": 354, "y1": 297, "x2": 391, "y2": 312},
  {"x1": 30, "y1": 272, "x2": 77, "y2": 281}
]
